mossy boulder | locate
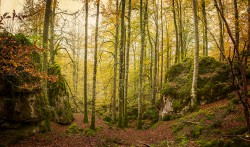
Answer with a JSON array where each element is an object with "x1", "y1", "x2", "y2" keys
[
  {"x1": 48, "y1": 64, "x2": 73, "y2": 124},
  {"x1": 160, "y1": 57, "x2": 232, "y2": 118}
]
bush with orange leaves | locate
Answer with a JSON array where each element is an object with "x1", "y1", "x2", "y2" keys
[{"x1": 0, "y1": 31, "x2": 57, "y2": 93}]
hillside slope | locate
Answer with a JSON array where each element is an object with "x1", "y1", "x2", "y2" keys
[{"x1": 1, "y1": 97, "x2": 249, "y2": 146}]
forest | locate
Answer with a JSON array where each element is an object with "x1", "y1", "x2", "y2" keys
[{"x1": 0, "y1": 0, "x2": 250, "y2": 146}]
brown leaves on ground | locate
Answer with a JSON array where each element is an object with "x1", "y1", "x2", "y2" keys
[{"x1": 14, "y1": 114, "x2": 174, "y2": 146}]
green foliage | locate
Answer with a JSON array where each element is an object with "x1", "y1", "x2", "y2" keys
[
  {"x1": 14, "y1": 33, "x2": 32, "y2": 46},
  {"x1": 162, "y1": 57, "x2": 232, "y2": 112},
  {"x1": 162, "y1": 114, "x2": 180, "y2": 121},
  {"x1": 172, "y1": 122, "x2": 184, "y2": 133},
  {"x1": 142, "y1": 107, "x2": 158, "y2": 122},
  {"x1": 190, "y1": 125, "x2": 204, "y2": 138},
  {"x1": 85, "y1": 128, "x2": 96, "y2": 136},
  {"x1": 48, "y1": 64, "x2": 68, "y2": 106},
  {"x1": 66, "y1": 123, "x2": 83, "y2": 134}
]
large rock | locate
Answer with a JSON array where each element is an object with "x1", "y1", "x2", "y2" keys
[
  {"x1": 160, "y1": 57, "x2": 233, "y2": 118},
  {"x1": 51, "y1": 96, "x2": 74, "y2": 124},
  {"x1": 0, "y1": 94, "x2": 40, "y2": 128}
]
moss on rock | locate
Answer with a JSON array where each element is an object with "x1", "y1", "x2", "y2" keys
[{"x1": 162, "y1": 57, "x2": 232, "y2": 113}]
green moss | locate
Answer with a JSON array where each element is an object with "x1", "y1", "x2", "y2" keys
[
  {"x1": 172, "y1": 123, "x2": 184, "y2": 133},
  {"x1": 162, "y1": 57, "x2": 232, "y2": 113},
  {"x1": 66, "y1": 123, "x2": 83, "y2": 134},
  {"x1": 190, "y1": 125, "x2": 204, "y2": 138},
  {"x1": 172, "y1": 100, "x2": 181, "y2": 111},
  {"x1": 85, "y1": 128, "x2": 96, "y2": 136}
]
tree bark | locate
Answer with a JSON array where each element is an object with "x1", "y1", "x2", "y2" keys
[
  {"x1": 217, "y1": 3, "x2": 224, "y2": 61},
  {"x1": 124, "y1": 0, "x2": 132, "y2": 127},
  {"x1": 138, "y1": 0, "x2": 145, "y2": 129},
  {"x1": 83, "y1": 0, "x2": 89, "y2": 123},
  {"x1": 42, "y1": 0, "x2": 52, "y2": 131},
  {"x1": 201, "y1": 0, "x2": 208, "y2": 56},
  {"x1": 152, "y1": 0, "x2": 159, "y2": 107},
  {"x1": 90, "y1": 0, "x2": 100, "y2": 130},
  {"x1": 172, "y1": 0, "x2": 179, "y2": 63},
  {"x1": 49, "y1": 0, "x2": 57, "y2": 64},
  {"x1": 160, "y1": 0, "x2": 164, "y2": 100},
  {"x1": 234, "y1": 0, "x2": 239, "y2": 51},
  {"x1": 118, "y1": 0, "x2": 126, "y2": 128},
  {"x1": 112, "y1": 0, "x2": 119, "y2": 122},
  {"x1": 177, "y1": 0, "x2": 184, "y2": 60},
  {"x1": 191, "y1": 0, "x2": 199, "y2": 109}
]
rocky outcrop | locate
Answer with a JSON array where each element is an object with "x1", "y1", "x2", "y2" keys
[
  {"x1": 160, "y1": 57, "x2": 233, "y2": 119},
  {"x1": 0, "y1": 94, "x2": 40, "y2": 128},
  {"x1": 52, "y1": 96, "x2": 74, "y2": 124}
]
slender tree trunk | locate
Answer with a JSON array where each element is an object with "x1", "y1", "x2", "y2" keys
[
  {"x1": 118, "y1": 0, "x2": 126, "y2": 128},
  {"x1": 83, "y1": 0, "x2": 89, "y2": 123},
  {"x1": 76, "y1": 27, "x2": 80, "y2": 96},
  {"x1": 160, "y1": 0, "x2": 164, "y2": 100},
  {"x1": 146, "y1": 2, "x2": 154, "y2": 108},
  {"x1": 42, "y1": 0, "x2": 52, "y2": 131},
  {"x1": 166, "y1": 22, "x2": 170, "y2": 69},
  {"x1": 50, "y1": 0, "x2": 57, "y2": 64},
  {"x1": 217, "y1": 5, "x2": 224, "y2": 61},
  {"x1": 138, "y1": 0, "x2": 145, "y2": 129},
  {"x1": 191, "y1": 0, "x2": 199, "y2": 109},
  {"x1": 234, "y1": 0, "x2": 239, "y2": 51},
  {"x1": 72, "y1": 14, "x2": 77, "y2": 95},
  {"x1": 178, "y1": 0, "x2": 184, "y2": 60},
  {"x1": 112, "y1": 0, "x2": 119, "y2": 122},
  {"x1": 201, "y1": 0, "x2": 208, "y2": 56},
  {"x1": 152, "y1": 0, "x2": 159, "y2": 107},
  {"x1": 90, "y1": 0, "x2": 100, "y2": 130},
  {"x1": 172, "y1": 0, "x2": 179, "y2": 63},
  {"x1": 124, "y1": 0, "x2": 132, "y2": 127}
]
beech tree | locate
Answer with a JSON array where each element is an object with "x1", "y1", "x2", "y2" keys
[
  {"x1": 191, "y1": 0, "x2": 199, "y2": 109},
  {"x1": 42, "y1": 0, "x2": 52, "y2": 131},
  {"x1": 118, "y1": 0, "x2": 125, "y2": 128},
  {"x1": 90, "y1": 0, "x2": 100, "y2": 130},
  {"x1": 83, "y1": 0, "x2": 89, "y2": 123}
]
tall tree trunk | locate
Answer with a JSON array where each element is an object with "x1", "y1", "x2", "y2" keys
[
  {"x1": 49, "y1": 0, "x2": 57, "y2": 64},
  {"x1": 90, "y1": 0, "x2": 100, "y2": 130},
  {"x1": 118, "y1": 0, "x2": 126, "y2": 128},
  {"x1": 178, "y1": 0, "x2": 184, "y2": 60},
  {"x1": 76, "y1": 26, "x2": 80, "y2": 96},
  {"x1": 83, "y1": 0, "x2": 89, "y2": 123},
  {"x1": 217, "y1": 2, "x2": 224, "y2": 61},
  {"x1": 112, "y1": 0, "x2": 119, "y2": 122},
  {"x1": 42, "y1": 0, "x2": 52, "y2": 131},
  {"x1": 72, "y1": 14, "x2": 77, "y2": 96},
  {"x1": 160, "y1": 0, "x2": 164, "y2": 100},
  {"x1": 191, "y1": 0, "x2": 199, "y2": 109},
  {"x1": 138, "y1": 0, "x2": 145, "y2": 129},
  {"x1": 166, "y1": 22, "x2": 170, "y2": 69},
  {"x1": 152, "y1": 0, "x2": 159, "y2": 107},
  {"x1": 124, "y1": 0, "x2": 132, "y2": 127},
  {"x1": 234, "y1": 0, "x2": 239, "y2": 51},
  {"x1": 146, "y1": 1, "x2": 154, "y2": 108},
  {"x1": 172, "y1": 0, "x2": 179, "y2": 63},
  {"x1": 201, "y1": 0, "x2": 208, "y2": 56}
]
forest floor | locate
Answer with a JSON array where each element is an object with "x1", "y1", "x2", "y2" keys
[
  {"x1": 12, "y1": 113, "x2": 175, "y2": 147},
  {"x1": 2, "y1": 98, "x2": 249, "y2": 147}
]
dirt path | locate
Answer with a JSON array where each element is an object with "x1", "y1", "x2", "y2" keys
[{"x1": 13, "y1": 114, "x2": 175, "y2": 147}]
